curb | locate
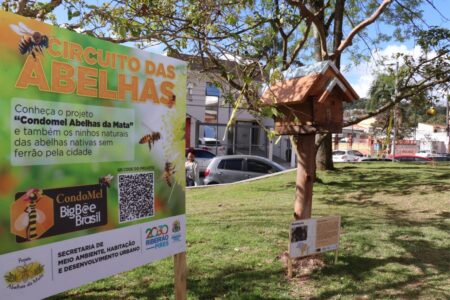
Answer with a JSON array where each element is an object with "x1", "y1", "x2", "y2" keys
[{"x1": 186, "y1": 168, "x2": 296, "y2": 189}]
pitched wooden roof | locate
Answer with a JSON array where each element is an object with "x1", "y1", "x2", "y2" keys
[{"x1": 261, "y1": 61, "x2": 359, "y2": 105}]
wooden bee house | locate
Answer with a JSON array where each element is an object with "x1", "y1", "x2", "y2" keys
[{"x1": 261, "y1": 61, "x2": 359, "y2": 135}]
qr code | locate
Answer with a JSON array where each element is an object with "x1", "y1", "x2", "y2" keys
[{"x1": 118, "y1": 172, "x2": 154, "y2": 223}]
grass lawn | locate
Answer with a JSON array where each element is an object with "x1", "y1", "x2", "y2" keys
[{"x1": 56, "y1": 163, "x2": 450, "y2": 299}]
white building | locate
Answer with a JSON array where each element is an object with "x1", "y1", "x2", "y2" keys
[{"x1": 415, "y1": 123, "x2": 449, "y2": 154}]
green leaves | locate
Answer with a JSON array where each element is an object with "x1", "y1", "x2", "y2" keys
[
  {"x1": 174, "y1": 38, "x2": 187, "y2": 50},
  {"x1": 415, "y1": 27, "x2": 450, "y2": 51},
  {"x1": 226, "y1": 14, "x2": 238, "y2": 26},
  {"x1": 269, "y1": 69, "x2": 282, "y2": 85},
  {"x1": 67, "y1": 9, "x2": 81, "y2": 21},
  {"x1": 118, "y1": 26, "x2": 127, "y2": 38}
]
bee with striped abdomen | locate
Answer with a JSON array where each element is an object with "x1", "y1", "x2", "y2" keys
[
  {"x1": 14, "y1": 189, "x2": 46, "y2": 241},
  {"x1": 163, "y1": 162, "x2": 176, "y2": 187},
  {"x1": 139, "y1": 131, "x2": 161, "y2": 151},
  {"x1": 99, "y1": 174, "x2": 114, "y2": 188},
  {"x1": 10, "y1": 22, "x2": 49, "y2": 59}
]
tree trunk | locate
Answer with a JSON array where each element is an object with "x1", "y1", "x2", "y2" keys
[
  {"x1": 311, "y1": 0, "x2": 325, "y2": 61},
  {"x1": 314, "y1": 0, "x2": 346, "y2": 171},
  {"x1": 293, "y1": 134, "x2": 316, "y2": 219},
  {"x1": 316, "y1": 133, "x2": 334, "y2": 170},
  {"x1": 309, "y1": 0, "x2": 336, "y2": 171},
  {"x1": 292, "y1": 0, "x2": 347, "y2": 218},
  {"x1": 333, "y1": 0, "x2": 345, "y2": 69}
]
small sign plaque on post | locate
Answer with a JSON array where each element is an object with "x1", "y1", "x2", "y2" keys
[{"x1": 289, "y1": 216, "x2": 341, "y2": 258}]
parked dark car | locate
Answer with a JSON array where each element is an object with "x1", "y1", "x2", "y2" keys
[
  {"x1": 360, "y1": 158, "x2": 395, "y2": 162},
  {"x1": 204, "y1": 155, "x2": 285, "y2": 185},
  {"x1": 394, "y1": 155, "x2": 432, "y2": 162},
  {"x1": 430, "y1": 156, "x2": 450, "y2": 162}
]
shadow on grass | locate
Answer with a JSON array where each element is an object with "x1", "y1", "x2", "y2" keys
[
  {"x1": 100, "y1": 266, "x2": 287, "y2": 299},
  {"x1": 277, "y1": 164, "x2": 450, "y2": 298},
  {"x1": 186, "y1": 266, "x2": 289, "y2": 299},
  {"x1": 312, "y1": 232, "x2": 450, "y2": 299},
  {"x1": 277, "y1": 164, "x2": 450, "y2": 202}
]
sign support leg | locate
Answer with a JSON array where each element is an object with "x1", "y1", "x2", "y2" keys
[
  {"x1": 287, "y1": 231, "x2": 293, "y2": 278},
  {"x1": 334, "y1": 249, "x2": 339, "y2": 264},
  {"x1": 287, "y1": 254, "x2": 293, "y2": 278},
  {"x1": 174, "y1": 252, "x2": 187, "y2": 300}
]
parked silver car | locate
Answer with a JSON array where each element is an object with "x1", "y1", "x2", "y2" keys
[{"x1": 203, "y1": 155, "x2": 285, "y2": 185}]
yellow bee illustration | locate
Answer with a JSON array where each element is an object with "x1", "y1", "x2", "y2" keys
[
  {"x1": 139, "y1": 131, "x2": 161, "y2": 151},
  {"x1": 10, "y1": 22, "x2": 49, "y2": 59},
  {"x1": 163, "y1": 162, "x2": 176, "y2": 187},
  {"x1": 14, "y1": 189, "x2": 46, "y2": 241}
]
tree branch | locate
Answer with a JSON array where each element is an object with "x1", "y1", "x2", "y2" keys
[
  {"x1": 284, "y1": 20, "x2": 313, "y2": 71},
  {"x1": 394, "y1": 0, "x2": 429, "y2": 28},
  {"x1": 332, "y1": 0, "x2": 393, "y2": 59},
  {"x1": 325, "y1": 12, "x2": 335, "y2": 31},
  {"x1": 17, "y1": 0, "x2": 63, "y2": 19},
  {"x1": 344, "y1": 76, "x2": 450, "y2": 128},
  {"x1": 287, "y1": 0, "x2": 329, "y2": 59},
  {"x1": 17, "y1": 0, "x2": 29, "y2": 15}
]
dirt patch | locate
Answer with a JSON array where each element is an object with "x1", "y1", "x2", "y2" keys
[{"x1": 278, "y1": 251, "x2": 325, "y2": 279}]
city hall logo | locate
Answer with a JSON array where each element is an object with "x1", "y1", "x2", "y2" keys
[
  {"x1": 171, "y1": 220, "x2": 182, "y2": 242},
  {"x1": 12, "y1": 184, "x2": 107, "y2": 242},
  {"x1": 145, "y1": 224, "x2": 169, "y2": 250},
  {"x1": 4, "y1": 257, "x2": 45, "y2": 289}
]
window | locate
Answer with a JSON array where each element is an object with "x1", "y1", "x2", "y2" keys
[
  {"x1": 205, "y1": 82, "x2": 221, "y2": 97},
  {"x1": 204, "y1": 83, "x2": 220, "y2": 126},
  {"x1": 351, "y1": 150, "x2": 364, "y2": 157},
  {"x1": 218, "y1": 159, "x2": 243, "y2": 171},
  {"x1": 205, "y1": 140, "x2": 221, "y2": 146},
  {"x1": 202, "y1": 126, "x2": 216, "y2": 138},
  {"x1": 218, "y1": 160, "x2": 225, "y2": 169},
  {"x1": 333, "y1": 151, "x2": 345, "y2": 155},
  {"x1": 194, "y1": 150, "x2": 215, "y2": 159},
  {"x1": 247, "y1": 159, "x2": 273, "y2": 174}
]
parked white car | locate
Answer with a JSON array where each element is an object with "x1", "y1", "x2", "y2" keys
[
  {"x1": 415, "y1": 150, "x2": 437, "y2": 158},
  {"x1": 332, "y1": 150, "x2": 363, "y2": 162},
  {"x1": 198, "y1": 138, "x2": 226, "y2": 156}
]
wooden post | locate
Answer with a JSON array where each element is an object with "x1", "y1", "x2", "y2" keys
[
  {"x1": 174, "y1": 252, "x2": 187, "y2": 300},
  {"x1": 294, "y1": 134, "x2": 316, "y2": 220}
]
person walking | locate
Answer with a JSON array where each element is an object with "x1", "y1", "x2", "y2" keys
[{"x1": 185, "y1": 151, "x2": 200, "y2": 186}]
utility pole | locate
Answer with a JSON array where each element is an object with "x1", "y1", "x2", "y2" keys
[
  {"x1": 215, "y1": 95, "x2": 219, "y2": 155},
  {"x1": 447, "y1": 95, "x2": 450, "y2": 153},
  {"x1": 391, "y1": 60, "x2": 399, "y2": 160}
]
